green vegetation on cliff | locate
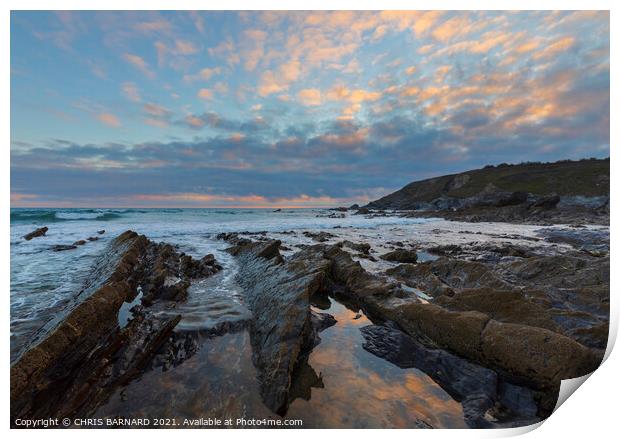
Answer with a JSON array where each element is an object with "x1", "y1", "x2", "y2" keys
[{"x1": 367, "y1": 158, "x2": 609, "y2": 209}]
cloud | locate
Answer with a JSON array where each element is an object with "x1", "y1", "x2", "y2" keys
[
  {"x1": 280, "y1": 59, "x2": 301, "y2": 82},
  {"x1": 178, "y1": 111, "x2": 269, "y2": 133},
  {"x1": 533, "y1": 36, "x2": 575, "y2": 59},
  {"x1": 10, "y1": 192, "x2": 38, "y2": 203},
  {"x1": 155, "y1": 39, "x2": 200, "y2": 67},
  {"x1": 183, "y1": 66, "x2": 222, "y2": 82},
  {"x1": 413, "y1": 11, "x2": 444, "y2": 35},
  {"x1": 240, "y1": 29, "x2": 268, "y2": 71},
  {"x1": 122, "y1": 53, "x2": 155, "y2": 78},
  {"x1": 121, "y1": 82, "x2": 141, "y2": 102},
  {"x1": 97, "y1": 112, "x2": 121, "y2": 127},
  {"x1": 134, "y1": 19, "x2": 172, "y2": 34},
  {"x1": 197, "y1": 88, "x2": 214, "y2": 100},
  {"x1": 33, "y1": 11, "x2": 86, "y2": 51},
  {"x1": 143, "y1": 103, "x2": 169, "y2": 117},
  {"x1": 257, "y1": 70, "x2": 288, "y2": 96},
  {"x1": 10, "y1": 11, "x2": 611, "y2": 208},
  {"x1": 298, "y1": 88, "x2": 322, "y2": 106}
]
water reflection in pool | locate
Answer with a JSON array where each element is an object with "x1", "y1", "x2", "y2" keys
[
  {"x1": 95, "y1": 298, "x2": 466, "y2": 428},
  {"x1": 286, "y1": 300, "x2": 466, "y2": 428}
]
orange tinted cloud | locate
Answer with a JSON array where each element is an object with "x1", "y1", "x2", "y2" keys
[
  {"x1": 298, "y1": 88, "x2": 322, "y2": 106},
  {"x1": 97, "y1": 112, "x2": 121, "y2": 127},
  {"x1": 122, "y1": 53, "x2": 155, "y2": 79},
  {"x1": 257, "y1": 70, "x2": 288, "y2": 96},
  {"x1": 533, "y1": 36, "x2": 575, "y2": 59},
  {"x1": 197, "y1": 88, "x2": 214, "y2": 100}
]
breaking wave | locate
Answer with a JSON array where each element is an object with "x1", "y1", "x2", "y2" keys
[{"x1": 10, "y1": 209, "x2": 124, "y2": 223}]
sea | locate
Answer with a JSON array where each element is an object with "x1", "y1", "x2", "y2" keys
[{"x1": 10, "y1": 207, "x2": 427, "y2": 356}]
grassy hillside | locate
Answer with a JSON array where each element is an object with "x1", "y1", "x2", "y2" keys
[{"x1": 367, "y1": 158, "x2": 609, "y2": 209}]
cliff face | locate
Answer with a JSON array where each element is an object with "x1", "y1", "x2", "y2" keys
[{"x1": 366, "y1": 158, "x2": 610, "y2": 211}]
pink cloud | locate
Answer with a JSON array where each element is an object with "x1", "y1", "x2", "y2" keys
[{"x1": 97, "y1": 112, "x2": 121, "y2": 127}]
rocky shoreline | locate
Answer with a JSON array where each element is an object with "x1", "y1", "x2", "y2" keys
[
  {"x1": 10, "y1": 214, "x2": 609, "y2": 428},
  {"x1": 11, "y1": 231, "x2": 222, "y2": 422},
  {"x1": 362, "y1": 158, "x2": 610, "y2": 226}
]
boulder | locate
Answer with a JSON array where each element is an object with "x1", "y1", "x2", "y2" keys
[
  {"x1": 23, "y1": 227, "x2": 48, "y2": 241},
  {"x1": 302, "y1": 230, "x2": 336, "y2": 242},
  {"x1": 51, "y1": 244, "x2": 77, "y2": 252},
  {"x1": 480, "y1": 320, "x2": 601, "y2": 385},
  {"x1": 380, "y1": 249, "x2": 418, "y2": 264},
  {"x1": 338, "y1": 240, "x2": 371, "y2": 255}
]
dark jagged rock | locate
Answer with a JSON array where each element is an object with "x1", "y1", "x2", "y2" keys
[
  {"x1": 10, "y1": 230, "x2": 222, "y2": 423},
  {"x1": 226, "y1": 239, "x2": 334, "y2": 415},
  {"x1": 349, "y1": 203, "x2": 360, "y2": 210},
  {"x1": 97, "y1": 230, "x2": 105, "y2": 235},
  {"x1": 303, "y1": 230, "x2": 336, "y2": 242},
  {"x1": 23, "y1": 226, "x2": 48, "y2": 240},
  {"x1": 72, "y1": 240, "x2": 87, "y2": 246},
  {"x1": 216, "y1": 232, "x2": 251, "y2": 246},
  {"x1": 316, "y1": 212, "x2": 345, "y2": 218},
  {"x1": 380, "y1": 249, "x2": 418, "y2": 264},
  {"x1": 354, "y1": 207, "x2": 370, "y2": 215},
  {"x1": 532, "y1": 194, "x2": 560, "y2": 209},
  {"x1": 87, "y1": 236, "x2": 99, "y2": 242},
  {"x1": 51, "y1": 244, "x2": 78, "y2": 252},
  {"x1": 201, "y1": 253, "x2": 216, "y2": 265},
  {"x1": 338, "y1": 240, "x2": 371, "y2": 254}
]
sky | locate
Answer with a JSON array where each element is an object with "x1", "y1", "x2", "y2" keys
[{"x1": 10, "y1": 10, "x2": 610, "y2": 208}]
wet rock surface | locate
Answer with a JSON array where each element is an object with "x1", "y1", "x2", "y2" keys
[
  {"x1": 10, "y1": 230, "x2": 222, "y2": 424},
  {"x1": 223, "y1": 237, "x2": 607, "y2": 426},
  {"x1": 23, "y1": 226, "x2": 48, "y2": 240},
  {"x1": 224, "y1": 239, "x2": 335, "y2": 415},
  {"x1": 302, "y1": 230, "x2": 337, "y2": 242},
  {"x1": 380, "y1": 249, "x2": 418, "y2": 264}
]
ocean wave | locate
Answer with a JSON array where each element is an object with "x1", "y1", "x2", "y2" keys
[{"x1": 10, "y1": 210, "x2": 123, "y2": 223}]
